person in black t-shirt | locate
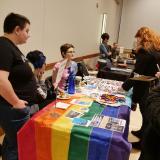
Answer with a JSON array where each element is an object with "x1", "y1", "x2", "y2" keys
[{"x1": 0, "y1": 13, "x2": 37, "y2": 160}]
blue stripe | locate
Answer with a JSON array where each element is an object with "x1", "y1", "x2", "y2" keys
[
  {"x1": 87, "y1": 106, "x2": 119, "y2": 160},
  {"x1": 107, "y1": 106, "x2": 131, "y2": 160}
]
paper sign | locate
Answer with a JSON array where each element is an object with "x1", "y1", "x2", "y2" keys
[
  {"x1": 65, "y1": 110, "x2": 83, "y2": 119},
  {"x1": 54, "y1": 59, "x2": 67, "y2": 88},
  {"x1": 55, "y1": 102, "x2": 70, "y2": 109},
  {"x1": 72, "y1": 118, "x2": 90, "y2": 127},
  {"x1": 70, "y1": 99, "x2": 92, "y2": 106},
  {"x1": 119, "y1": 46, "x2": 124, "y2": 54},
  {"x1": 89, "y1": 114, "x2": 126, "y2": 133}
]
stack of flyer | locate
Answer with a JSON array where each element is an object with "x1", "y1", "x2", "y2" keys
[
  {"x1": 89, "y1": 114, "x2": 126, "y2": 133},
  {"x1": 71, "y1": 113, "x2": 126, "y2": 133}
]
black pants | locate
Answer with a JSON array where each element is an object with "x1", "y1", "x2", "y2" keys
[
  {"x1": 136, "y1": 87, "x2": 150, "y2": 136},
  {"x1": 0, "y1": 100, "x2": 30, "y2": 160}
]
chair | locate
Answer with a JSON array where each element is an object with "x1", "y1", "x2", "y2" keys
[{"x1": 44, "y1": 76, "x2": 56, "y2": 100}]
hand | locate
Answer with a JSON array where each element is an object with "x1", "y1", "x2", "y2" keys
[
  {"x1": 35, "y1": 69, "x2": 44, "y2": 81},
  {"x1": 37, "y1": 71, "x2": 43, "y2": 81},
  {"x1": 108, "y1": 52, "x2": 112, "y2": 56},
  {"x1": 155, "y1": 72, "x2": 160, "y2": 78},
  {"x1": 37, "y1": 69, "x2": 45, "y2": 81},
  {"x1": 58, "y1": 88, "x2": 65, "y2": 95},
  {"x1": 13, "y1": 99, "x2": 28, "y2": 109}
]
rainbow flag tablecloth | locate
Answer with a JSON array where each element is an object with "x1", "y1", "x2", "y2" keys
[{"x1": 18, "y1": 97, "x2": 131, "y2": 160}]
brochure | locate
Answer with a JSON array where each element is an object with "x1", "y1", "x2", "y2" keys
[
  {"x1": 72, "y1": 118, "x2": 90, "y2": 127},
  {"x1": 54, "y1": 59, "x2": 67, "y2": 88},
  {"x1": 55, "y1": 102, "x2": 70, "y2": 109},
  {"x1": 70, "y1": 99, "x2": 92, "y2": 106},
  {"x1": 65, "y1": 110, "x2": 83, "y2": 119},
  {"x1": 89, "y1": 114, "x2": 126, "y2": 133}
]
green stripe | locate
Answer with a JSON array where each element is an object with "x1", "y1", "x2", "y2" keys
[{"x1": 68, "y1": 102, "x2": 104, "y2": 160}]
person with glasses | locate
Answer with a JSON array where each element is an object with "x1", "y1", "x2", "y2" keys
[
  {"x1": 0, "y1": 13, "x2": 38, "y2": 160},
  {"x1": 52, "y1": 43, "x2": 77, "y2": 93}
]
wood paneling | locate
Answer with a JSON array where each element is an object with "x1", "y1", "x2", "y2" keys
[{"x1": 45, "y1": 53, "x2": 99, "y2": 71}]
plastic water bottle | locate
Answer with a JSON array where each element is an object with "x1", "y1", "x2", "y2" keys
[{"x1": 68, "y1": 72, "x2": 75, "y2": 94}]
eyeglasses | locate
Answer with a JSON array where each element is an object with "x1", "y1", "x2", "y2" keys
[{"x1": 66, "y1": 51, "x2": 75, "y2": 54}]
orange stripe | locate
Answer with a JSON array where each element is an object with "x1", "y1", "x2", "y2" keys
[
  {"x1": 33, "y1": 95, "x2": 86, "y2": 160},
  {"x1": 34, "y1": 102, "x2": 65, "y2": 160}
]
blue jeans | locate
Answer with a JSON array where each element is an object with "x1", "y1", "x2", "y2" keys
[{"x1": 0, "y1": 100, "x2": 30, "y2": 160}]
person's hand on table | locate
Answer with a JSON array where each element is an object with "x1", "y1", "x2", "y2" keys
[{"x1": 57, "y1": 88, "x2": 66, "y2": 97}]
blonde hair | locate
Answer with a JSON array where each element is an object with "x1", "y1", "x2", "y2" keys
[{"x1": 135, "y1": 26, "x2": 160, "y2": 51}]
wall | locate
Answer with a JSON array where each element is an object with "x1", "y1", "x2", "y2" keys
[
  {"x1": 0, "y1": 0, "x2": 122, "y2": 63},
  {"x1": 119, "y1": 0, "x2": 160, "y2": 49},
  {"x1": 102, "y1": 0, "x2": 123, "y2": 44},
  {"x1": 0, "y1": 0, "x2": 45, "y2": 52}
]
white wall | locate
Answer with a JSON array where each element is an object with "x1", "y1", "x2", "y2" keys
[
  {"x1": 102, "y1": 0, "x2": 122, "y2": 44},
  {"x1": 0, "y1": 0, "x2": 44, "y2": 51},
  {"x1": 119, "y1": 0, "x2": 160, "y2": 49},
  {"x1": 0, "y1": 0, "x2": 122, "y2": 63}
]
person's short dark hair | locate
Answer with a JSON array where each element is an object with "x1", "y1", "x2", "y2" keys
[
  {"x1": 60, "y1": 43, "x2": 74, "y2": 58},
  {"x1": 101, "y1": 33, "x2": 110, "y2": 41},
  {"x1": 3, "y1": 12, "x2": 30, "y2": 33},
  {"x1": 26, "y1": 50, "x2": 46, "y2": 69}
]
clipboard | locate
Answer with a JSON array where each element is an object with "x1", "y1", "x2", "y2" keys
[{"x1": 129, "y1": 75, "x2": 157, "y2": 82}]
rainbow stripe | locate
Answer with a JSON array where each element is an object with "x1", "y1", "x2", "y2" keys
[{"x1": 18, "y1": 99, "x2": 131, "y2": 160}]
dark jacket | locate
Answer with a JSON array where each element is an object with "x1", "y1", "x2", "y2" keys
[
  {"x1": 122, "y1": 48, "x2": 158, "y2": 103},
  {"x1": 139, "y1": 86, "x2": 160, "y2": 160}
]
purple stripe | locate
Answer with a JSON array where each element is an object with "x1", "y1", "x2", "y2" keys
[
  {"x1": 107, "y1": 105, "x2": 132, "y2": 160},
  {"x1": 88, "y1": 106, "x2": 119, "y2": 160}
]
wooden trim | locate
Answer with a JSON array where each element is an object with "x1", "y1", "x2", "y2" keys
[
  {"x1": 45, "y1": 52, "x2": 99, "y2": 71},
  {"x1": 45, "y1": 62, "x2": 56, "y2": 71}
]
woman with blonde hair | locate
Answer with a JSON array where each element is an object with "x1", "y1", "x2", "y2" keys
[{"x1": 122, "y1": 26, "x2": 160, "y2": 150}]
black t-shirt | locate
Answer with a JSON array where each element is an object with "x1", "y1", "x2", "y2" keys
[{"x1": 0, "y1": 36, "x2": 37, "y2": 104}]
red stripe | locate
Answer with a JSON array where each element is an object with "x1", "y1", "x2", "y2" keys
[{"x1": 18, "y1": 119, "x2": 37, "y2": 160}]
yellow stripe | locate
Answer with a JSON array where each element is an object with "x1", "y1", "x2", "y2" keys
[
  {"x1": 51, "y1": 97, "x2": 93, "y2": 160},
  {"x1": 51, "y1": 110, "x2": 72, "y2": 160},
  {"x1": 51, "y1": 102, "x2": 91, "y2": 160},
  {"x1": 51, "y1": 106, "x2": 73, "y2": 160}
]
